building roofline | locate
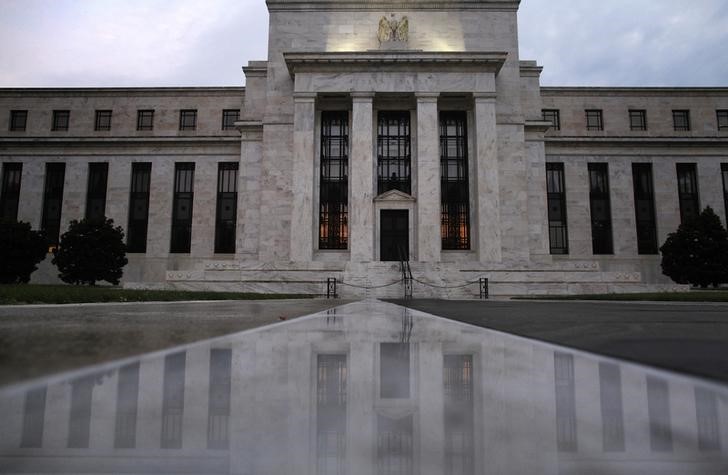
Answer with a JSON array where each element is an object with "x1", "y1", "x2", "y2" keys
[
  {"x1": 541, "y1": 86, "x2": 728, "y2": 96},
  {"x1": 0, "y1": 86, "x2": 245, "y2": 97},
  {"x1": 266, "y1": 0, "x2": 519, "y2": 12}
]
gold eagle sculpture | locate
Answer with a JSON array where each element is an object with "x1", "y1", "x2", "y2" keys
[{"x1": 378, "y1": 14, "x2": 409, "y2": 44}]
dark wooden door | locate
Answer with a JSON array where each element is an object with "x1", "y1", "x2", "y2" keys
[{"x1": 380, "y1": 210, "x2": 409, "y2": 261}]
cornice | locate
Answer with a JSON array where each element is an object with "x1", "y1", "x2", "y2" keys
[
  {"x1": 544, "y1": 136, "x2": 728, "y2": 147},
  {"x1": 283, "y1": 51, "x2": 508, "y2": 77},
  {"x1": 0, "y1": 136, "x2": 241, "y2": 147},
  {"x1": 0, "y1": 87, "x2": 245, "y2": 98},
  {"x1": 267, "y1": 0, "x2": 520, "y2": 11},
  {"x1": 541, "y1": 87, "x2": 728, "y2": 97}
]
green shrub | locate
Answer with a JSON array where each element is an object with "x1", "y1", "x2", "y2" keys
[
  {"x1": 0, "y1": 221, "x2": 48, "y2": 284},
  {"x1": 660, "y1": 207, "x2": 728, "y2": 288},
  {"x1": 52, "y1": 218, "x2": 128, "y2": 285}
]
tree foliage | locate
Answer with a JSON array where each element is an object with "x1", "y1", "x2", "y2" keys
[
  {"x1": 52, "y1": 218, "x2": 128, "y2": 286},
  {"x1": 0, "y1": 221, "x2": 48, "y2": 284},
  {"x1": 660, "y1": 207, "x2": 728, "y2": 288}
]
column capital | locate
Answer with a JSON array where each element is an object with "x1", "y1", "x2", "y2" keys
[
  {"x1": 473, "y1": 92, "x2": 497, "y2": 102},
  {"x1": 415, "y1": 92, "x2": 440, "y2": 102},
  {"x1": 293, "y1": 92, "x2": 317, "y2": 103},
  {"x1": 351, "y1": 92, "x2": 375, "y2": 102}
]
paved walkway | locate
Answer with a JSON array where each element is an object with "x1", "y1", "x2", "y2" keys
[
  {"x1": 390, "y1": 299, "x2": 728, "y2": 383},
  {"x1": 0, "y1": 299, "x2": 345, "y2": 386}
]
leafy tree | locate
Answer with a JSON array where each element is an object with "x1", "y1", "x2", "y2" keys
[
  {"x1": 52, "y1": 218, "x2": 128, "y2": 285},
  {"x1": 0, "y1": 220, "x2": 48, "y2": 284},
  {"x1": 660, "y1": 206, "x2": 728, "y2": 288}
]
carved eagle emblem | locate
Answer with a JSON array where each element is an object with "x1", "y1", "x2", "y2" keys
[{"x1": 378, "y1": 14, "x2": 409, "y2": 43}]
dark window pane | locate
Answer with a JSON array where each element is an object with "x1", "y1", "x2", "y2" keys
[
  {"x1": 722, "y1": 163, "x2": 728, "y2": 227},
  {"x1": 208, "y1": 349, "x2": 232, "y2": 450},
  {"x1": 52, "y1": 110, "x2": 69, "y2": 131},
  {"x1": 586, "y1": 110, "x2": 603, "y2": 131},
  {"x1": 20, "y1": 386, "x2": 46, "y2": 448},
  {"x1": 222, "y1": 110, "x2": 239, "y2": 130},
  {"x1": 546, "y1": 163, "x2": 568, "y2": 254},
  {"x1": 599, "y1": 363, "x2": 625, "y2": 452},
  {"x1": 10, "y1": 110, "x2": 27, "y2": 131},
  {"x1": 629, "y1": 110, "x2": 647, "y2": 131},
  {"x1": 673, "y1": 110, "x2": 691, "y2": 131},
  {"x1": 85, "y1": 163, "x2": 108, "y2": 222},
  {"x1": 179, "y1": 110, "x2": 197, "y2": 131},
  {"x1": 588, "y1": 163, "x2": 613, "y2": 254},
  {"x1": 647, "y1": 376, "x2": 673, "y2": 452},
  {"x1": 542, "y1": 109, "x2": 560, "y2": 130},
  {"x1": 170, "y1": 163, "x2": 195, "y2": 253},
  {"x1": 632, "y1": 163, "x2": 658, "y2": 254},
  {"x1": 94, "y1": 110, "x2": 112, "y2": 131},
  {"x1": 127, "y1": 163, "x2": 151, "y2": 253},
  {"x1": 380, "y1": 343, "x2": 410, "y2": 399},
  {"x1": 137, "y1": 110, "x2": 154, "y2": 131},
  {"x1": 319, "y1": 111, "x2": 349, "y2": 250},
  {"x1": 695, "y1": 387, "x2": 721, "y2": 451},
  {"x1": 114, "y1": 363, "x2": 140, "y2": 449},
  {"x1": 215, "y1": 163, "x2": 238, "y2": 253},
  {"x1": 0, "y1": 163, "x2": 22, "y2": 222},
  {"x1": 440, "y1": 111, "x2": 470, "y2": 250},
  {"x1": 378, "y1": 111, "x2": 411, "y2": 195},
  {"x1": 718, "y1": 110, "x2": 728, "y2": 131},
  {"x1": 676, "y1": 163, "x2": 700, "y2": 224},
  {"x1": 42, "y1": 163, "x2": 66, "y2": 245},
  {"x1": 68, "y1": 376, "x2": 95, "y2": 449},
  {"x1": 161, "y1": 352, "x2": 186, "y2": 449}
]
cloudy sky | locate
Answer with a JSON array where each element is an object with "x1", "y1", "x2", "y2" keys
[{"x1": 0, "y1": 0, "x2": 726, "y2": 88}]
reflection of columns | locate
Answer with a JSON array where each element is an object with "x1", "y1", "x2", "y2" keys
[
  {"x1": 416, "y1": 93, "x2": 441, "y2": 263},
  {"x1": 136, "y1": 356, "x2": 164, "y2": 449},
  {"x1": 349, "y1": 342, "x2": 375, "y2": 475},
  {"x1": 473, "y1": 93, "x2": 502, "y2": 262},
  {"x1": 43, "y1": 383, "x2": 71, "y2": 449},
  {"x1": 182, "y1": 347, "x2": 209, "y2": 449},
  {"x1": 419, "y1": 342, "x2": 444, "y2": 475},
  {"x1": 350, "y1": 93, "x2": 375, "y2": 262},
  {"x1": 290, "y1": 93, "x2": 317, "y2": 262},
  {"x1": 89, "y1": 372, "x2": 117, "y2": 449}
]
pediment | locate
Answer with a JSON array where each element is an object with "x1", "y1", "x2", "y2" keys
[{"x1": 374, "y1": 189, "x2": 416, "y2": 202}]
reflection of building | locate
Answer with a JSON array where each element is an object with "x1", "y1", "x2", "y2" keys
[
  {"x1": 0, "y1": 301, "x2": 726, "y2": 474},
  {"x1": 1, "y1": 1, "x2": 727, "y2": 296}
]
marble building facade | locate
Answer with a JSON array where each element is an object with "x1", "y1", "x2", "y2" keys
[{"x1": 1, "y1": 0, "x2": 727, "y2": 297}]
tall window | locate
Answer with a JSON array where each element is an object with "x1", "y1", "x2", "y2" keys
[
  {"x1": 215, "y1": 163, "x2": 238, "y2": 254},
  {"x1": 588, "y1": 163, "x2": 613, "y2": 254},
  {"x1": 542, "y1": 109, "x2": 560, "y2": 130},
  {"x1": 718, "y1": 110, "x2": 728, "y2": 131},
  {"x1": 179, "y1": 110, "x2": 197, "y2": 131},
  {"x1": 222, "y1": 110, "x2": 239, "y2": 130},
  {"x1": 554, "y1": 352, "x2": 577, "y2": 452},
  {"x1": 317, "y1": 354, "x2": 347, "y2": 475},
  {"x1": 52, "y1": 110, "x2": 70, "y2": 131},
  {"x1": 170, "y1": 163, "x2": 195, "y2": 253},
  {"x1": 0, "y1": 163, "x2": 22, "y2": 222},
  {"x1": 377, "y1": 414, "x2": 413, "y2": 475},
  {"x1": 722, "y1": 163, "x2": 728, "y2": 226},
  {"x1": 42, "y1": 163, "x2": 66, "y2": 245},
  {"x1": 676, "y1": 163, "x2": 700, "y2": 224},
  {"x1": 546, "y1": 163, "x2": 568, "y2": 254},
  {"x1": 444, "y1": 355, "x2": 474, "y2": 475},
  {"x1": 94, "y1": 110, "x2": 112, "y2": 131},
  {"x1": 137, "y1": 110, "x2": 154, "y2": 131},
  {"x1": 319, "y1": 111, "x2": 349, "y2": 250},
  {"x1": 161, "y1": 352, "x2": 186, "y2": 449},
  {"x1": 632, "y1": 163, "x2": 658, "y2": 254},
  {"x1": 629, "y1": 110, "x2": 647, "y2": 131},
  {"x1": 599, "y1": 363, "x2": 625, "y2": 452},
  {"x1": 673, "y1": 110, "x2": 691, "y2": 131},
  {"x1": 586, "y1": 109, "x2": 603, "y2": 131},
  {"x1": 9, "y1": 110, "x2": 27, "y2": 131},
  {"x1": 114, "y1": 363, "x2": 140, "y2": 449},
  {"x1": 127, "y1": 163, "x2": 151, "y2": 253},
  {"x1": 85, "y1": 163, "x2": 108, "y2": 222},
  {"x1": 208, "y1": 349, "x2": 232, "y2": 450},
  {"x1": 377, "y1": 111, "x2": 411, "y2": 195},
  {"x1": 440, "y1": 111, "x2": 470, "y2": 250}
]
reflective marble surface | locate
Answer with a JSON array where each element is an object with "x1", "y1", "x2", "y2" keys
[{"x1": 0, "y1": 300, "x2": 726, "y2": 474}]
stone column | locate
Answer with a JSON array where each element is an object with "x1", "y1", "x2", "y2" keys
[
  {"x1": 290, "y1": 93, "x2": 317, "y2": 262},
  {"x1": 350, "y1": 93, "x2": 375, "y2": 263},
  {"x1": 473, "y1": 93, "x2": 502, "y2": 263},
  {"x1": 416, "y1": 93, "x2": 441, "y2": 263}
]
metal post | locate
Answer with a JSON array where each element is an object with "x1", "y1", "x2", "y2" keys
[
  {"x1": 326, "y1": 278, "x2": 338, "y2": 299},
  {"x1": 479, "y1": 278, "x2": 489, "y2": 300},
  {"x1": 404, "y1": 277, "x2": 413, "y2": 300}
]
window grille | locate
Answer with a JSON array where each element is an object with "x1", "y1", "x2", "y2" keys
[
  {"x1": 127, "y1": 163, "x2": 151, "y2": 253},
  {"x1": 676, "y1": 163, "x2": 700, "y2": 224},
  {"x1": 319, "y1": 111, "x2": 349, "y2": 250},
  {"x1": 440, "y1": 111, "x2": 471, "y2": 250},
  {"x1": 629, "y1": 110, "x2": 647, "y2": 131},
  {"x1": 85, "y1": 163, "x2": 108, "y2": 222},
  {"x1": 585, "y1": 109, "x2": 603, "y2": 131},
  {"x1": 317, "y1": 354, "x2": 347, "y2": 475},
  {"x1": 41, "y1": 162, "x2": 66, "y2": 245},
  {"x1": 588, "y1": 163, "x2": 613, "y2": 254},
  {"x1": 9, "y1": 110, "x2": 27, "y2": 131},
  {"x1": 161, "y1": 352, "x2": 186, "y2": 449},
  {"x1": 673, "y1": 110, "x2": 691, "y2": 131},
  {"x1": 170, "y1": 163, "x2": 195, "y2": 253},
  {"x1": 137, "y1": 110, "x2": 154, "y2": 131},
  {"x1": 0, "y1": 163, "x2": 22, "y2": 222},
  {"x1": 179, "y1": 110, "x2": 197, "y2": 131},
  {"x1": 52, "y1": 110, "x2": 70, "y2": 131},
  {"x1": 554, "y1": 352, "x2": 577, "y2": 452},
  {"x1": 94, "y1": 110, "x2": 112, "y2": 131},
  {"x1": 632, "y1": 163, "x2": 658, "y2": 254},
  {"x1": 222, "y1": 109, "x2": 239, "y2": 130},
  {"x1": 542, "y1": 109, "x2": 560, "y2": 130},
  {"x1": 208, "y1": 349, "x2": 232, "y2": 450},
  {"x1": 546, "y1": 163, "x2": 568, "y2": 254},
  {"x1": 444, "y1": 355, "x2": 474, "y2": 475},
  {"x1": 377, "y1": 111, "x2": 411, "y2": 195},
  {"x1": 215, "y1": 163, "x2": 238, "y2": 253}
]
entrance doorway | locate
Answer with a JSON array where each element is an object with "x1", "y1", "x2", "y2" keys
[{"x1": 380, "y1": 210, "x2": 409, "y2": 261}]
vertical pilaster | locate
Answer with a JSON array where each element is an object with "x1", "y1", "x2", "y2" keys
[
  {"x1": 473, "y1": 93, "x2": 502, "y2": 263},
  {"x1": 350, "y1": 93, "x2": 375, "y2": 263},
  {"x1": 416, "y1": 93, "x2": 441, "y2": 263},
  {"x1": 290, "y1": 93, "x2": 317, "y2": 262}
]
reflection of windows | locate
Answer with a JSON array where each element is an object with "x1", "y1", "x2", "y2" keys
[
  {"x1": 319, "y1": 111, "x2": 349, "y2": 250},
  {"x1": 695, "y1": 387, "x2": 721, "y2": 451},
  {"x1": 440, "y1": 111, "x2": 470, "y2": 250},
  {"x1": 68, "y1": 376, "x2": 95, "y2": 448},
  {"x1": 215, "y1": 163, "x2": 238, "y2": 253},
  {"x1": 444, "y1": 355, "x2": 474, "y2": 475},
  {"x1": 208, "y1": 349, "x2": 232, "y2": 450},
  {"x1": 42, "y1": 163, "x2": 65, "y2": 245},
  {"x1": 554, "y1": 352, "x2": 577, "y2": 452},
  {"x1": 85, "y1": 162, "x2": 108, "y2": 222},
  {"x1": 161, "y1": 352, "x2": 186, "y2": 449},
  {"x1": 20, "y1": 386, "x2": 46, "y2": 448},
  {"x1": 0, "y1": 162, "x2": 22, "y2": 222},
  {"x1": 588, "y1": 163, "x2": 613, "y2": 255},
  {"x1": 114, "y1": 363, "x2": 140, "y2": 449},
  {"x1": 380, "y1": 343, "x2": 410, "y2": 399},
  {"x1": 377, "y1": 414, "x2": 413, "y2": 475},
  {"x1": 646, "y1": 376, "x2": 672, "y2": 452},
  {"x1": 170, "y1": 163, "x2": 195, "y2": 253},
  {"x1": 377, "y1": 111, "x2": 411, "y2": 195},
  {"x1": 632, "y1": 163, "x2": 658, "y2": 255},
  {"x1": 598, "y1": 363, "x2": 624, "y2": 452},
  {"x1": 546, "y1": 163, "x2": 568, "y2": 255},
  {"x1": 127, "y1": 163, "x2": 151, "y2": 253},
  {"x1": 317, "y1": 354, "x2": 347, "y2": 475},
  {"x1": 676, "y1": 163, "x2": 700, "y2": 224}
]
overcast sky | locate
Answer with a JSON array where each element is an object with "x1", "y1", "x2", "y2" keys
[{"x1": 0, "y1": 0, "x2": 726, "y2": 88}]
